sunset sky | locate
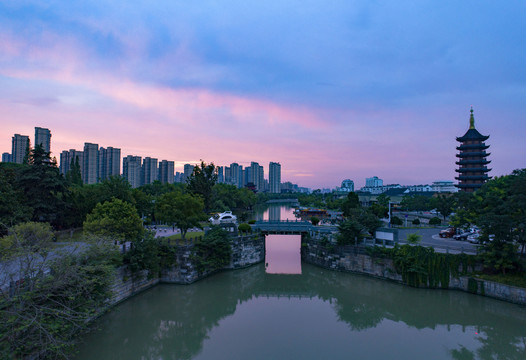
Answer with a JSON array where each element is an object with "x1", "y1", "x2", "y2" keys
[{"x1": 1, "y1": 1, "x2": 525, "y2": 189}]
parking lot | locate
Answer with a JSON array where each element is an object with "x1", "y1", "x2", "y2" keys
[{"x1": 397, "y1": 228, "x2": 479, "y2": 254}]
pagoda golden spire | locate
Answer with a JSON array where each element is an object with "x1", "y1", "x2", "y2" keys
[{"x1": 469, "y1": 106, "x2": 475, "y2": 129}]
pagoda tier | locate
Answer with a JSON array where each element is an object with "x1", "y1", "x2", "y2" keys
[
  {"x1": 455, "y1": 159, "x2": 491, "y2": 166},
  {"x1": 456, "y1": 143, "x2": 490, "y2": 151},
  {"x1": 455, "y1": 167, "x2": 491, "y2": 173},
  {"x1": 455, "y1": 175, "x2": 491, "y2": 181},
  {"x1": 455, "y1": 107, "x2": 491, "y2": 193},
  {"x1": 456, "y1": 151, "x2": 490, "y2": 158}
]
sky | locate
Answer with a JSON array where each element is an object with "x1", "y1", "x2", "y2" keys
[{"x1": 1, "y1": 1, "x2": 525, "y2": 189}]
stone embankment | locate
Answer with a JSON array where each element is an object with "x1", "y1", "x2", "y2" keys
[
  {"x1": 109, "y1": 234, "x2": 265, "y2": 307},
  {"x1": 301, "y1": 238, "x2": 526, "y2": 306}
]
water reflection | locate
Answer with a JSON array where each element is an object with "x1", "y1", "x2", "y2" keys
[
  {"x1": 265, "y1": 235, "x2": 301, "y2": 274},
  {"x1": 253, "y1": 204, "x2": 297, "y2": 221},
  {"x1": 75, "y1": 263, "x2": 526, "y2": 360}
]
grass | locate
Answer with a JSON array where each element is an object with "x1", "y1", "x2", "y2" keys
[
  {"x1": 473, "y1": 273, "x2": 526, "y2": 289},
  {"x1": 164, "y1": 231, "x2": 205, "y2": 241}
]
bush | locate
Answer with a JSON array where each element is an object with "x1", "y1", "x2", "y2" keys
[
  {"x1": 429, "y1": 217, "x2": 441, "y2": 226},
  {"x1": 310, "y1": 216, "x2": 320, "y2": 226},
  {"x1": 412, "y1": 218, "x2": 421, "y2": 225},
  {"x1": 248, "y1": 219, "x2": 256, "y2": 224},
  {"x1": 391, "y1": 216, "x2": 403, "y2": 226},
  {"x1": 238, "y1": 223, "x2": 252, "y2": 233}
]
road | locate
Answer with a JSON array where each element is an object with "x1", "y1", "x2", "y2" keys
[{"x1": 397, "y1": 228, "x2": 480, "y2": 254}]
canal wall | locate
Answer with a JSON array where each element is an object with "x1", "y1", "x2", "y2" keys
[
  {"x1": 109, "y1": 233, "x2": 265, "y2": 306},
  {"x1": 301, "y1": 238, "x2": 526, "y2": 306}
]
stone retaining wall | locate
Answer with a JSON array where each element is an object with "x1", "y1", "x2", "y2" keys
[
  {"x1": 108, "y1": 233, "x2": 265, "y2": 306},
  {"x1": 301, "y1": 238, "x2": 526, "y2": 306}
]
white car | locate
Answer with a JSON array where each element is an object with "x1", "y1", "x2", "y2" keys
[
  {"x1": 467, "y1": 233, "x2": 480, "y2": 244},
  {"x1": 209, "y1": 211, "x2": 237, "y2": 225}
]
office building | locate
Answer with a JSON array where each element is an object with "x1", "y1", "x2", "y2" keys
[
  {"x1": 158, "y1": 160, "x2": 175, "y2": 184},
  {"x1": 83, "y1": 143, "x2": 99, "y2": 184},
  {"x1": 123, "y1": 155, "x2": 142, "y2": 188},
  {"x1": 60, "y1": 149, "x2": 84, "y2": 176},
  {"x1": 11, "y1": 134, "x2": 29, "y2": 164},
  {"x1": 366, "y1": 176, "x2": 383, "y2": 188},
  {"x1": 269, "y1": 162, "x2": 281, "y2": 193},
  {"x1": 455, "y1": 108, "x2": 491, "y2": 192},
  {"x1": 98, "y1": 147, "x2": 121, "y2": 181},
  {"x1": 142, "y1": 157, "x2": 158, "y2": 185},
  {"x1": 34, "y1": 127, "x2": 51, "y2": 153}
]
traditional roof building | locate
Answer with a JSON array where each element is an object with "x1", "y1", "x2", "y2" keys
[{"x1": 455, "y1": 107, "x2": 491, "y2": 192}]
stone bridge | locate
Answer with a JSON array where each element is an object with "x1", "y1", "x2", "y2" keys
[{"x1": 251, "y1": 220, "x2": 338, "y2": 235}]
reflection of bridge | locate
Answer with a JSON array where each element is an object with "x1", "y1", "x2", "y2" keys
[{"x1": 252, "y1": 220, "x2": 338, "y2": 235}]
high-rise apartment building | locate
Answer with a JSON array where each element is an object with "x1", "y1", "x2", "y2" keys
[
  {"x1": 269, "y1": 162, "x2": 281, "y2": 193},
  {"x1": 217, "y1": 166, "x2": 224, "y2": 183},
  {"x1": 2, "y1": 153, "x2": 11, "y2": 163},
  {"x1": 11, "y1": 134, "x2": 29, "y2": 164},
  {"x1": 250, "y1": 162, "x2": 261, "y2": 191},
  {"x1": 183, "y1": 164, "x2": 194, "y2": 183},
  {"x1": 158, "y1": 160, "x2": 175, "y2": 184},
  {"x1": 83, "y1": 143, "x2": 99, "y2": 184},
  {"x1": 340, "y1": 179, "x2": 354, "y2": 192},
  {"x1": 142, "y1": 157, "x2": 158, "y2": 185},
  {"x1": 123, "y1": 155, "x2": 142, "y2": 188},
  {"x1": 229, "y1": 163, "x2": 243, "y2": 188},
  {"x1": 34, "y1": 127, "x2": 51, "y2": 153},
  {"x1": 60, "y1": 149, "x2": 84, "y2": 176},
  {"x1": 98, "y1": 147, "x2": 121, "y2": 181},
  {"x1": 259, "y1": 165, "x2": 264, "y2": 192}
]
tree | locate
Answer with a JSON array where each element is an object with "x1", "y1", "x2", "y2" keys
[
  {"x1": 0, "y1": 226, "x2": 118, "y2": 358},
  {"x1": 338, "y1": 218, "x2": 363, "y2": 245},
  {"x1": 434, "y1": 194, "x2": 455, "y2": 221},
  {"x1": 0, "y1": 165, "x2": 32, "y2": 233},
  {"x1": 16, "y1": 144, "x2": 68, "y2": 226},
  {"x1": 193, "y1": 226, "x2": 232, "y2": 273},
  {"x1": 341, "y1": 192, "x2": 360, "y2": 217},
  {"x1": 84, "y1": 198, "x2": 144, "y2": 242},
  {"x1": 65, "y1": 156, "x2": 82, "y2": 186},
  {"x1": 156, "y1": 192, "x2": 205, "y2": 240},
  {"x1": 187, "y1": 161, "x2": 217, "y2": 213},
  {"x1": 412, "y1": 218, "x2": 421, "y2": 226},
  {"x1": 310, "y1": 216, "x2": 320, "y2": 226}
]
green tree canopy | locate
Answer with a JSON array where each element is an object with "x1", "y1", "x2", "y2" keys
[
  {"x1": 156, "y1": 192, "x2": 205, "y2": 239},
  {"x1": 84, "y1": 198, "x2": 144, "y2": 242},
  {"x1": 16, "y1": 144, "x2": 68, "y2": 227},
  {"x1": 187, "y1": 161, "x2": 217, "y2": 213}
]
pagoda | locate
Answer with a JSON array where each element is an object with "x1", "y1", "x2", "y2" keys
[{"x1": 455, "y1": 107, "x2": 491, "y2": 192}]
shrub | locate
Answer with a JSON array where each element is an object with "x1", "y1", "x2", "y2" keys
[
  {"x1": 391, "y1": 216, "x2": 403, "y2": 226},
  {"x1": 310, "y1": 216, "x2": 320, "y2": 226},
  {"x1": 248, "y1": 219, "x2": 256, "y2": 224},
  {"x1": 429, "y1": 217, "x2": 441, "y2": 226},
  {"x1": 412, "y1": 218, "x2": 421, "y2": 225},
  {"x1": 238, "y1": 223, "x2": 252, "y2": 233}
]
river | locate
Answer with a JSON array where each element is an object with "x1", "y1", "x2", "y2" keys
[{"x1": 74, "y1": 206, "x2": 526, "y2": 359}]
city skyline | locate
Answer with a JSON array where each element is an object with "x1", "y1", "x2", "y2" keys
[{"x1": 1, "y1": 2, "x2": 525, "y2": 189}]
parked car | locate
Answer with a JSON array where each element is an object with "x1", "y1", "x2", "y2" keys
[
  {"x1": 208, "y1": 211, "x2": 237, "y2": 225},
  {"x1": 439, "y1": 227, "x2": 456, "y2": 238},
  {"x1": 467, "y1": 233, "x2": 480, "y2": 244},
  {"x1": 453, "y1": 232, "x2": 472, "y2": 241}
]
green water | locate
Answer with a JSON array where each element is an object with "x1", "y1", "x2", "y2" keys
[{"x1": 75, "y1": 254, "x2": 526, "y2": 359}]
